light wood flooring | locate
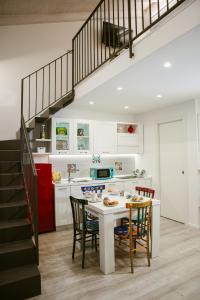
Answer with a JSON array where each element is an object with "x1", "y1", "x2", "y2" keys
[{"x1": 32, "y1": 218, "x2": 200, "y2": 300}]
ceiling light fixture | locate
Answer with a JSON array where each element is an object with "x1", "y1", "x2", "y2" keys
[
  {"x1": 117, "y1": 86, "x2": 123, "y2": 91},
  {"x1": 163, "y1": 61, "x2": 172, "y2": 68},
  {"x1": 124, "y1": 105, "x2": 129, "y2": 109},
  {"x1": 156, "y1": 94, "x2": 163, "y2": 99},
  {"x1": 89, "y1": 101, "x2": 94, "y2": 105}
]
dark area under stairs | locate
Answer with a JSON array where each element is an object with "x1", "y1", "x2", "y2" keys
[{"x1": 0, "y1": 139, "x2": 41, "y2": 300}]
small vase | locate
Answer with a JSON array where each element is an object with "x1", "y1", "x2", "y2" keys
[{"x1": 41, "y1": 124, "x2": 46, "y2": 139}]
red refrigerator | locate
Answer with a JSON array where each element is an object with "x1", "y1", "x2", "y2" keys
[{"x1": 35, "y1": 163, "x2": 55, "y2": 233}]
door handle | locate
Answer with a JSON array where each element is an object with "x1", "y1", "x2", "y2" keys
[{"x1": 182, "y1": 171, "x2": 185, "y2": 174}]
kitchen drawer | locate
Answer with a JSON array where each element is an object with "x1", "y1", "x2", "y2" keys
[{"x1": 55, "y1": 186, "x2": 72, "y2": 227}]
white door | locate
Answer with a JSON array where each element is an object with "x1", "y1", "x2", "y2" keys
[{"x1": 159, "y1": 120, "x2": 187, "y2": 223}]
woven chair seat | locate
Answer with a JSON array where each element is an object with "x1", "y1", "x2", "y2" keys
[{"x1": 114, "y1": 225, "x2": 146, "y2": 237}]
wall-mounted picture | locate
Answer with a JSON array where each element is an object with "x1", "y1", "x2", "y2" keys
[
  {"x1": 67, "y1": 164, "x2": 77, "y2": 173},
  {"x1": 115, "y1": 161, "x2": 122, "y2": 171}
]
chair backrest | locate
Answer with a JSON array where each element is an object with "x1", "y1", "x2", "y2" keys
[
  {"x1": 70, "y1": 196, "x2": 88, "y2": 232},
  {"x1": 126, "y1": 201, "x2": 152, "y2": 237},
  {"x1": 135, "y1": 186, "x2": 155, "y2": 198}
]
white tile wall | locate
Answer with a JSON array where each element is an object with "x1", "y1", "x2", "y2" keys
[{"x1": 48, "y1": 155, "x2": 135, "y2": 179}]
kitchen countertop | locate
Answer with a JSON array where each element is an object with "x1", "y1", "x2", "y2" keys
[{"x1": 54, "y1": 176, "x2": 152, "y2": 187}]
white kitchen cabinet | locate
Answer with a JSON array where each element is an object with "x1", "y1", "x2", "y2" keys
[
  {"x1": 93, "y1": 121, "x2": 117, "y2": 154},
  {"x1": 55, "y1": 185, "x2": 72, "y2": 227},
  {"x1": 52, "y1": 118, "x2": 74, "y2": 154},
  {"x1": 73, "y1": 119, "x2": 93, "y2": 154},
  {"x1": 117, "y1": 123, "x2": 143, "y2": 154}
]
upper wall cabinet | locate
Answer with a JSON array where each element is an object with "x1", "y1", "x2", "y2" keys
[
  {"x1": 117, "y1": 123, "x2": 143, "y2": 154},
  {"x1": 93, "y1": 121, "x2": 117, "y2": 154},
  {"x1": 73, "y1": 120, "x2": 93, "y2": 154},
  {"x1": 51, "y1": 118, "x2": 143, "y2": 155},
  {"x1": 52, "y1": 118, "x2": 74, "y2": 154}
]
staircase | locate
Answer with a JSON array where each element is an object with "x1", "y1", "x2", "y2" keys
[
  {"x1": 0, "y1": 1, "x2": 187, "y2": 299},
  {"x1": 0, "y1": 140, "x2": 41, "y2": 300}
]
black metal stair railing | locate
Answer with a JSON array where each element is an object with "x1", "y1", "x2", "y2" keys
[
  {"x1": 21, "y1": 115, "x2": 39, "y2": 264},
  {"x1": 72, "y1": 0, "x2": 186, "y2": 87},
  {"x1": 21, "y1": 50, "x2": 72, "y2": 123},
  {"x1": 72, "y1": 0, "x2": 133, "y2": 87}
]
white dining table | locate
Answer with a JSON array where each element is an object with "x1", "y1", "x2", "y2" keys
[{"x1": 86, "y1": 195, "x2": 160, "y2": 275}]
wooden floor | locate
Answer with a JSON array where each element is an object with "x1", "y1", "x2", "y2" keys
[{"x1": 32, "y1": 218, "x2": 200, "y2": 300}]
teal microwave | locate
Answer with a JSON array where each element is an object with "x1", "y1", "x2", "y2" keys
[{"x1": 90, "y1": 167, "x2": 114, "y2": 180}]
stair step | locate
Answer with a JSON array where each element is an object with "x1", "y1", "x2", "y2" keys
[
  {"x1": 0, "y1": 185, "x2": 24, "y2": 191},
  {"x1": 0, "y1": 239, "x2": 35, "y2": 271},
  {"x1": 0, "y1": 188, "x2": 25, "y2": 203},
  {"x1": 0, "y1": 201, "x2": 27, "y2": 221},
  {"x1": 0, "y1": 219, "x2": 32, "y2": 243},
  {"x1": 0, "y1": 161, "x2": 21, "y2": 174},
  {"x1": 0, "y1": 173, "x2": 23, "y2": 186},
  {"x1": 0, "y1": 264, "x2": 41, "y2": 299},
  {"x1": 0, "y1": 140, "x2": 20, "y2": 150},
  {"x1": 0, "y1": 150, "x2": 20, "y2": 162}
]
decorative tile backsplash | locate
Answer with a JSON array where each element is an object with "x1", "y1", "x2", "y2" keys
[{"x1": 48, "y1": 155, "x2": 135, "y2": 179}]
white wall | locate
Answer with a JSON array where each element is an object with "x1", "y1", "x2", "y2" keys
[
  {"x1": 134, "y1": 99, "x2": 200, "y2": 228},
  {"x1": 0, "y1": 21, "x2": 83, "y2": 140}
]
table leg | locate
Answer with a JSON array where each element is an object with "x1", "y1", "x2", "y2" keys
[
  {"x1": 99, "y1": 213, "x2": 115, "y2": 274},
  {"x1": 151, "y1": 204, "x2": 160, "y2": 258}
]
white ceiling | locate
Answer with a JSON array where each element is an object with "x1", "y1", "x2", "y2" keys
[
  {"x1": 0, "y1": 0, "x2": 100, "y2": 25},
  {"x1": 0, "y1": 0, "x2": 99, "y2": 14},
  {"x1": 71, "y1": 25, "x2": 200, "y2": 115}
]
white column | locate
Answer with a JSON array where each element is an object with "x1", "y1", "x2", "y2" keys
[
  {"x1": 99, "y1": 213, "x2": 115, "y2": 274},
  {"x1": 151, "y1": 203, "x2": 160, "y2": 258}
]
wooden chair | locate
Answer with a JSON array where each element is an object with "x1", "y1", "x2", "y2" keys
[
  {"x1": 135, "y1": 186, "x2": 155, "y2": 198},
  {"x1": 70, "y1": 196, "x2": 99, "y2": 268},
  {"x1": 115, "y1": 201, "x2": 152, "y2": 273},
  {"x1": 121, "y1": 186, "x2": 155, "y2": 225}
]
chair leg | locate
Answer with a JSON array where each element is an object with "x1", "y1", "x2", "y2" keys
[
  {"x1": 133, "y1": 239, "x2": 136, "y2": 254},
  {"x1": 72, "y1": 233, "x2": 76, "y2": 260},
  {"x1": 95, "y1": 234, "x2": 98, "y2": 252},
  {"x1": 82, "y1": 232, "x2": 86, "y2": 269},
  {"x1": 130, "y1": 249, "x2": 134, "y2": 273},
  {"x1": 91, "y1": 234, "x2": 94, "y2": 248},
  {"x1": 147, "y1": 233, "x2": 151, "y2": 267}
]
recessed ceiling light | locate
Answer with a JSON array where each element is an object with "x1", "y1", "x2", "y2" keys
[
  {"x1": 117, "y1": 86, "x2": 123, "y2": 91},
  {"x1": 124, "y1": 105, "x2": 129, "y2": 109},
  {"x1": 156, "y1": 94, "x2": 163, "y2": 98},
  {"x1": 163, "y1": 61, "x2": 172, "y2": 68},
  {"x1": 89, "y1": 101, "x2": 94, "y2": 105}
]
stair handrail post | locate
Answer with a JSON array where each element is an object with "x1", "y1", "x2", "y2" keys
[
  {"x1": 20, "y1": 79, "x2": 24, "y2": 165},
  {"x1": 72, "y1": 38, "x2": 75, "y2": 89},
  {"x1": 127, "y1": 0, "x2": 133, "y2": 58},
  {"x1": 33, "y1": 174, "x2": 39, "y2": 265}
]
